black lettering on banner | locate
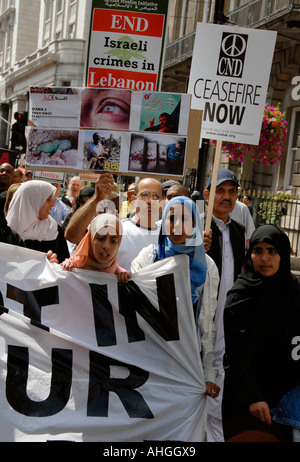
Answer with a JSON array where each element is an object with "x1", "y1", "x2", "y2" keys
[
  {"x1": 87, "y1": 351, "x2": 153, "y2": 418},
  {"x1": 89, "y1": 283, "x2": 116, "y2": 347},
  {"x1": 6, "y1": 284, "x2": 59, "y2": 331},
  {"x1": 6, "y1": 346, "x2": 72, "y2": 417},
  {"x1": 118, "y1": 274, "x2": 179, "y2": 343}
]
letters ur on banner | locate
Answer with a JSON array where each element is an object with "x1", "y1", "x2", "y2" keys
[{"x1": 0, "y1": 243, "x2": 206, "y2": 442}]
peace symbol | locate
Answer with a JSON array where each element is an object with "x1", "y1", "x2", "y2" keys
[{"x1": 221, "y1": 34, "x2": 247, "y2": 57}]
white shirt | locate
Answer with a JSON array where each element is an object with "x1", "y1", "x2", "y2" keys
[
  {"x1": 230, "y1": 200, "x2": 255, "y2": 241},
  {"x1": 117, "y1": 218, "x2": 161, "y2": 271},
  {"x1": 212, "y1": 216, "x2": 235, "y2": 357}
]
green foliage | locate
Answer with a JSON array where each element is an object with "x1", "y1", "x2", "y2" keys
[{"x1": 256, "y1": 192, "x2": 291, "y2": 227}]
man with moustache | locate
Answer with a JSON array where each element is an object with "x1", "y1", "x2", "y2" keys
[{"x1": 202, "y1": 169, "x2": 246, "y2": 443}]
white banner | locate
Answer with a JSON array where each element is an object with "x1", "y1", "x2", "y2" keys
[{"x1": 0, "y1": 244, "x2": 206, "y2": 442}]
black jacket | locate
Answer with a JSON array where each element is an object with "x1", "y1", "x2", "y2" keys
[{"x1": 204, "y1": 214, "x2": 246, "y2": 282}]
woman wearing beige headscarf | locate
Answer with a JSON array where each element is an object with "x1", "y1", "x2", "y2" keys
[
  {"x1": 6, "y1": 180, "x2": 69, "y2": 263},
  {"x1": 60, "y1": 212, "x2": 131, "y2": 282}
]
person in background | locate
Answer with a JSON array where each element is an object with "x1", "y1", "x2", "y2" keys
[
  {"x1": 0, "y1": 163, "x2": 14, "y2": 194},
  {"x1": 191, "y1": 190, "x2": 202, "y2": 202},
  {"x1": 62, "y1": 186, "x2": 95, "y2": 231},
  {"x1": 166, "y1": 184, "x2": 190, "y2": 201},
  {"x1": 120, "y1": 183, "x2": 135, "y2": 219},
  {"x1": 243, "y1": 194, "x2": 253, "y2": 216},
  {"x1": 222, "y1": 224, "x2": 300, "y2": 442},
  {"x1": 162, "y1": 180, "x2": 180, "y2": 198},
  {"x1": 231, "y1": 199, "x2": 255, "y2": 249},
  {"x1": 4, "y1": 183, "x2": 22, "y2": 216},
  {"x1": 65, "y1": 176, "x2": 83, "y2": 209},
  {"x1": 0, "y1": 194, "x2": 24, "y2": 246},
  {"x1": 6, "y1": 180, "x2": 69, "y2": 263},
  {"x1": 104, "y1": 182, "x2": 120, "y2": 214},
  {"x1": 202, "y1": 168, "x2": 246, "y2": 442},
  {"x1": 13, "y1": 168, "x2": 24, "y2": 184},
  {"x1": 23, "y1": 171, "x2": 33, "y2": 182},
  {"x1": 50, "y1": 183, "x2": 71, "y2": 225}
]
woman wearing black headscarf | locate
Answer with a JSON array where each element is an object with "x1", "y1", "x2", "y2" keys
[{"x1": 222, "y1": 224, "x2": 300, "y2": 442}]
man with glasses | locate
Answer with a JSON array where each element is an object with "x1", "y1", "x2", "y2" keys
[{"x1": 116, "y1": 177, "x2": 163, "y2": 270}]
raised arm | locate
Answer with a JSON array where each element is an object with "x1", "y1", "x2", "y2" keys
[{"x1": 64, "y1": 173, "x2": 114, "y2": 244}]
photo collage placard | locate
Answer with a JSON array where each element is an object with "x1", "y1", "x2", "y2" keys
[{"x1": 27, "y1": 87, "x2": 190, "y2": 177}]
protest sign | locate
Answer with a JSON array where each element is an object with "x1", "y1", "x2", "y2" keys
[
  {"x1": 188, "y1": 23, "x2": 277, "y2": 231},
  {"x1": 26, "y1": 86, "x2": 190, "y2": 178},
  {"x1": 0, "y1": 244, "x2": 206, "y2": 442},
  {"x1": 85, "y1": 0, "x2": 170, "y2": 92},
  {"x1": 188, "y1": 23, "x2": 277, "y2": 145}
]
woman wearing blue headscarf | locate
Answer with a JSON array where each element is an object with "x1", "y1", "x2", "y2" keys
[
  {"x1": 131, "y1": 196, "x2": 220, "y2": 398},
  {"x1": 158, "y1": 196, "x2": 207, "y2": 306}
]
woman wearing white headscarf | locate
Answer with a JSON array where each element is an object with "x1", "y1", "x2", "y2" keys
[{"x1": 6, "y1": 180, "x2": 69, "y2": 263}]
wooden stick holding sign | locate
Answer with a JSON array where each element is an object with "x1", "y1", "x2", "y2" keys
[{"x1": 205, "y1": 139, "x2": 222, "y2": 234}]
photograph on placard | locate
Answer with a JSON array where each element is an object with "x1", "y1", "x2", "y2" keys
[
  {"x1": 80, "y1": 129, "x2": 123, "y2": 172},
  {"x1": 80, "y1": 88, "x2": 132, "y2": 130},
  {"x1": 128, "y1": 133, "x2": 186, "y2": 176},
  {"x1": 140, "y1": 91, "x2": 181, "y2": 133},
  {"x1": 130, "y1": 91, "x2": 191, "y2": 135},
  {"x1": 25, "y1": 127, "x2": 79, "y2": 168},
  {"x1": 29, "y1": 86, "x2": 81, "y2": 128}
]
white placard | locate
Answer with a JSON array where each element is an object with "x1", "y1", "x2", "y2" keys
[
  {"x1": 0, "y1": 244, "x2": 206, "y2": 442},
  {"x1": 188, "y1": 23, "x2": 277, "y2": 145}
]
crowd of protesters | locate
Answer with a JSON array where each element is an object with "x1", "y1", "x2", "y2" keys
[{"x1": 0, "y1": 161, "x2": 299, "y2": 443}]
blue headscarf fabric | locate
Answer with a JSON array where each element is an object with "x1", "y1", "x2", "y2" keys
[{"x1": 158, "y1": 196, "x2": 207, "y2": 305}]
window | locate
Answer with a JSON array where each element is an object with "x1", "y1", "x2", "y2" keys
[
  {"x1": 44, "y1": 0, "x2": 52, "y2": 21},
  {"x1": 68, "y1": 23, "x2": 75, "y2": 38},
  {"x1": 57, "y1": 0, "x2": 63, "y2": 12},
  {"x1": 43, "y1": 0, "x2": 53, "y2": 46},
  {"x1": 183, "y1": 0, "x2": 200, "y2": 36}
]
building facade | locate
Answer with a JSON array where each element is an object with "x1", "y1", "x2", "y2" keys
[
  {"x1": 0, "y1": 0, "x2": 90, "y2": 148},
  {"x1": 0, "y1": 0, "x2": 299, "y2": 197}
]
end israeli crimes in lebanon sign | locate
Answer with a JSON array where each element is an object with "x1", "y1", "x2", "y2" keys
[
  {"x1": 188, "y1": 23, "x2": 277, "y2": 145},
  {"x1": 85, "y1": 0, "x2": 170, "y2": 91},
  {"x1": 0, "y1": 244, "x2": 206, "y2": 442}
]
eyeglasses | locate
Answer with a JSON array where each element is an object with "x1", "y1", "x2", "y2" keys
[{"x1": 138, "y1": 192, "x2": 162, "y2": 201}]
